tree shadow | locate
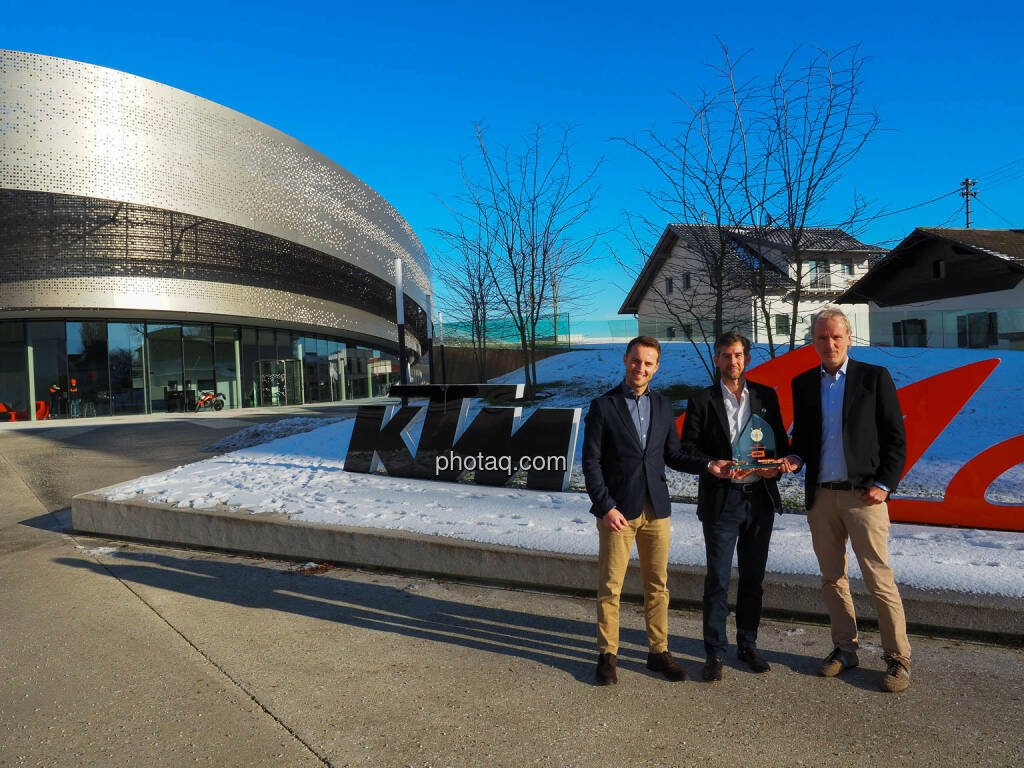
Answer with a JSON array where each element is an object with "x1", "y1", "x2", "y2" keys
[{"x1": 55, "y1": 551, "x2": 711, "y2": 685}]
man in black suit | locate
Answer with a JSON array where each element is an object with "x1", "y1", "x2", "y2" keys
[
  {"x1": 681, "y1": 332, "x2": 790, "y2": 682},
  {"x1": 583, "y1": 336, "x2": 726, "y2": 685},
  {"x1": 785, "y1": 306, "x2": 911, "y2": 693}
]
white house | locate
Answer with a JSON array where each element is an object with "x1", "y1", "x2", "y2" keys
[
  {"x1": 837, "y1": 228, "x2": 1024, "y2": 349},
  {"x1": 619, "y1": 224, "x2": 884, "y2": 346}
]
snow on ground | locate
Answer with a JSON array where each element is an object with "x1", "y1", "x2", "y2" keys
[
  {"x1": 203, "y1": 416, "x2": 345, "y2": 453},
  {"x1": 104, "y1": 351, "x2": 1024, "y2": 597}
]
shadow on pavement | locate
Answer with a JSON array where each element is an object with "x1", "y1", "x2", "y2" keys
[
  {"x1": 55, "y1": 551, "x2": 639, "y2": 685},
  {"x1": 55, "y1": 550, "x2": 830, "y2": 687}
]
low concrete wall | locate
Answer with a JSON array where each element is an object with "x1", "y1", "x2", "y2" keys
[{"x1": 71, "y1": 492, "x2": 1024, "y2": 641}]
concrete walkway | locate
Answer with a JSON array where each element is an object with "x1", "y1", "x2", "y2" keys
[{"x1": 2, "y1": 417, "x2": 1023, "y2": 767}]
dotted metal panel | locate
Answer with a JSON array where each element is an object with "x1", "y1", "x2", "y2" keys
[
  {"x1": 0, "y1": 189, "x2": 428, "y2": 348},
  {"x1": 0, "y1": 49, "x2": 431, "y2": 308}
]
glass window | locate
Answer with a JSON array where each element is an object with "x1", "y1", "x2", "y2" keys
[
  {"x1": 258, "y1": 328, "x2": 275, "y2": 363},
  {"x1": 316, "y1": 337, "x2": 329, "y2": 401},
  {"x1": 327, "y1": 339, "x2": 343, "y2": 400},
  {"x1": 240, "y1": 327, "x2": 258, "y2": 407},
  {"x1": 275, "y1": 329, "x2": 292, "y2": 360},
  {"x1": 302, "y1": 336, "x2": 319, "y2": 403},
  {"x1": 28, "y1": 321, "x2": 68, "y2": 420},
  {"x1": 345, "y1": 346, "x2": 370, "y2": 400},
  {"x1": 214, "y1": 326, "x2": 240, "y2": 409},
  {"x1": 0, "y1": 322, "x2": 29, "y2": 420},
  {"x1": 109, "y1": 322, "x2": 147, "y2": 415},
  {"x1": 67, "y1": 321, "x2": 110, "y2": 417},
  {"x1": 182, "y1": 324, "x2": 214, "y2": 410},
  {"x1": 148, "y1": 323, "x2": 183, "y2": 412}
]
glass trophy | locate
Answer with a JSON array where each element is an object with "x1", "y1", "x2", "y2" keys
[{"x1": 732, "y1": 413, "x2": 783, "y2": 470}]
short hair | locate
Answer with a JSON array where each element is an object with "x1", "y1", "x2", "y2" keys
[
  {"x1": 811, "y1": 306, "x2": 851, "y2": 336},
  {"x1": 714, "y1": 330, "x2": 751, "y2": 356},
  {"x1": 625, "y1": 335, "x2": 661, "y2": 360}
]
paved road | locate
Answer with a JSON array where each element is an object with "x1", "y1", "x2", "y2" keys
[{"x1": 1, "y1": 415, "x2": 1022, "y2": 767}]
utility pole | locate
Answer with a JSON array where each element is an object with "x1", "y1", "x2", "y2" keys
[{"x1": 960, "y1": 178, "x2": 978, "y2": 228}]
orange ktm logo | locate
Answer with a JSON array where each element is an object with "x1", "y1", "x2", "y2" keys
[{"x1": 676, "y1": 346, "x2": 1023, "y2": 532}]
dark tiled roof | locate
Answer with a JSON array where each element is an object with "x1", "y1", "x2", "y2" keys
[
  {"x1": 917, "y1": 228, "x2": 1024, "y2": 267},
  {"x1": 836, "y1": 227, "x2": 1024, "y2": 304}
]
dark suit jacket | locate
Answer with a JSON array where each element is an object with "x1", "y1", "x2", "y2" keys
[
  {"x1": 583, "y1": 383, "x2": 707, "y2": 520},
  {"x1": 680, "y1": 380, "x2": 789, "y2": 522},
  {"x1": 790, "y1": 358, "x2": 906, "y2": 510}
]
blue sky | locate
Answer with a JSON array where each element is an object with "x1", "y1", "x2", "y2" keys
[{"x1": 5, "y1": 1, "x2": 1023, "y2": 323}]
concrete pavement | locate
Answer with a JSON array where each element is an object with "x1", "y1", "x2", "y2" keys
[{"x1": 2, "y1": 415, "x2": 1023, "y2": 767}]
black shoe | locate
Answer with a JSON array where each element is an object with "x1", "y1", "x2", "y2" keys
[
  {"x1": 702, "y1": 656, "x2": 724, "y2": 682},
  {"x1": 646, "y1": 651, "x2": 689, "y2": 682},
  {"x1": 596, "y1": 652, "x2": 618, "y2": 685},
  {"x1": 737, "y1": 646, "x2": 771, "y2": 673}
]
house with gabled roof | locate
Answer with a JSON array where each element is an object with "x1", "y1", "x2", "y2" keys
[
  {"x1": 619, "y1": 223, "x2": 884, "y2": 346},
  {"x1": 837, "y1": 228, "x2": 1024, "y2": 349}
]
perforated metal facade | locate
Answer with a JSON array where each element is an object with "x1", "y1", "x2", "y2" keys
[{"x1": 0, "y1": 49, "x2": 430, "y2": 351}]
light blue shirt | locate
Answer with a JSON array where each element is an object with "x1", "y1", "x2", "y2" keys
[
  {"x1": 819, "y1": 358, "x2": 849, "y2": 483},
  {"x1": 621, "y1": 380, "x2": 651, "y2": 449}
]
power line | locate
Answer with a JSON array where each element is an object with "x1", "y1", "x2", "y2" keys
[
  {"x1": 984, "y1": 168, "x2": 1024, "y2": 192},
  {"x1": 978, "y1": 155, "x2": 1024, "y2": 183},
  {"x1": 863, "y1": 188, "x2": 960, "y2": 223},
  {"x1": 973, "y1": 196, "x2": 1015, "y2": 227}
]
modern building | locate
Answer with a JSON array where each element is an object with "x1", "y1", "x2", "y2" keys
[
  {"x1": 0, "y1": 50, "x2": 432, "y2": 420},
  {"x1": 619, "y1": 224, "x2": 884, "y2": 345},
  {"x1": 837, "y1": 228, "x2": 1024, "y2": 349}
]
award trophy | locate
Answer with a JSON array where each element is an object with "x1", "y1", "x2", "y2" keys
[{"x1": 732, "y1": 413, "x2": 783, "y2": 470}]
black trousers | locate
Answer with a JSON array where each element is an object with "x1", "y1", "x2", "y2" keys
[{"x1": 701, "y1": 483, "x2": 775, "y2": 658}]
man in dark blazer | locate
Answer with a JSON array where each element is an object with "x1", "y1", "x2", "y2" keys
[
  {"x1": 583, "y1": 336, "x2": 724, "y2": 685},
  {"x1": 681, "y1": 332, "x2": 790, "y2": 682},
  {"x1": 785, "y1": 306, "x2": 911, "y2": 693}
]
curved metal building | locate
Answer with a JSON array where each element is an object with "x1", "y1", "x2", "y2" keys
[{"x1": 0, "y1": 50, "x2": 431, "y2": 419}]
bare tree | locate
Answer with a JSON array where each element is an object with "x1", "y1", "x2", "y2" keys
[
  {"x1": 620, "y1": 42, "x2": 879, "y2": 362},
  {"x1": 434, "y1": 161, "x2": 497, "y2": 382},
  {"x1": 762, "y1": 45, "x2": 878, "y2": 350},
  {"x1": 473, "y1": 124, "x2": 602, "y2": 394},
  {"x1": 615, "y1": 43, "x2": 759, "y2": 380}
]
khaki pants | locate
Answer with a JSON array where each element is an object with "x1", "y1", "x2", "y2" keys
[
  {"x1": 596, "y1": 501, "x2": 670, "y2": 655},
  {"x1": 808, "y1": 488, "x2": 911, "y2": 664}
]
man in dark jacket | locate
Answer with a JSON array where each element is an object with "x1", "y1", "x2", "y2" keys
[
  {"x1": 583, "y1": 336, "x2": 726, "y2": 685},
  {"x1": 681, "y1": 332, "x2": 790, "y2": 682},
  {"x1": 787, "y1": 306, "x2": 911, "y2": 693}
]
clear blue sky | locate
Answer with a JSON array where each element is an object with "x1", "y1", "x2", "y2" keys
[{"x1": 5, "y1": 1, "x2": 1023, "y2": 323}]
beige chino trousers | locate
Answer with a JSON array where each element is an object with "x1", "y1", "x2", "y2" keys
[
  {"x1": 807, "y1": 488, "x2": 911, "y2": 664},
  {"x1": 596, "y1": 500, "x2": 670, "y2": 655}
]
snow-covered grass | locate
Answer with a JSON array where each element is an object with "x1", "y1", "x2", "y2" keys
[{"x1": 101, "y1": 343, "x2": 1024, "y2": 598}]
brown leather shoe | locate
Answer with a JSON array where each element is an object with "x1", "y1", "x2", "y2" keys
[
  {"x1": 818, "y1": 647, "x2": 859, "y2": 677},
  {"x1": 702, "y1": 655, "x2": 724, "y2": 682},
  {"x1": 596, "y1": 652, "x2": 618, "y2": 685},
  {"x1": 880, "y1": 655, "x2": 911, "y2": 693},
  {"x1": 647, "y1": 651, "x2": 689, "y2": 681}
]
